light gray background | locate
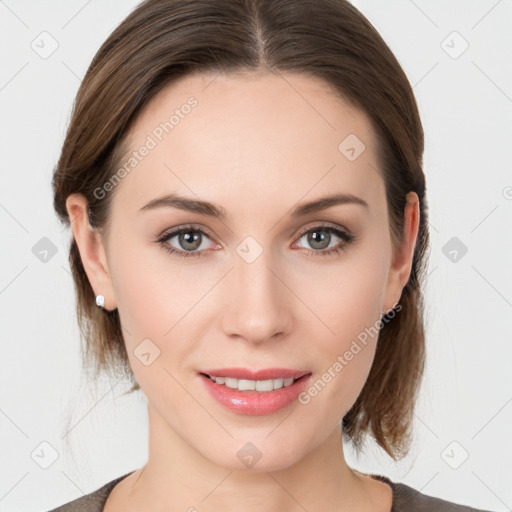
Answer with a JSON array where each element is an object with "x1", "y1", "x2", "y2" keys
[{"x1": 0, "y1": 1, "x2": 511, "y2": 511}]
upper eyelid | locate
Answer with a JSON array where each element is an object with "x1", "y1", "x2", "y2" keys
[
  {"x1": 159, "y1": 224, "x2": 217, "y2": 243},
  {"x1": 295, "y1": 222, "x2": 349, "y2": 237}
]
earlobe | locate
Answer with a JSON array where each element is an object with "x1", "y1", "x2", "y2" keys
[
  {"x1": 65, "y1": 193, "x2": 117, "y2": 311},
  {"x1": 382, "y1": 191, "x2": 420, "y2": 313}
]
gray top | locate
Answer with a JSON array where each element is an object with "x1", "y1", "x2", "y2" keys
[{"x1": 46, "y1": 471, "x2": 495, "y2": 511}]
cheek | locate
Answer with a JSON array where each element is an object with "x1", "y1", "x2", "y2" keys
[
  {"x1": 112, "y1": 259, "x2": 168, "y2": 335},
  {"x1": 109, "y1": 239, "x2": 215, "y2": 370},
  {"x1": 107, "y1": 236, "x2": 178, "y2": 363},
  {"x1": 110, "y1": 250, "x2": 196, "y2": 411},
  {"x1": 296, "y1": 243, "x2": 390, "y2": 350},
  {"x1": 293, "y1": 236, "x2": 390, "y2": 409}
]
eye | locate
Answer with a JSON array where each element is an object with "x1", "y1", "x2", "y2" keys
[
  {"x1": 155, "y1": 225, "x2": 217, "y2": 258},
  {"x1": 293, "y1": 223, "x2": 355, "y2": 258}
]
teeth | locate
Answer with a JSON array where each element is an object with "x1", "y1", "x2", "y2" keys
[
  {"x1": 273, "y1": 378, "x2": 284, "y2": 389},
  {"x1": 210, "y1": 376, "x2": 299, "y2": 391}
]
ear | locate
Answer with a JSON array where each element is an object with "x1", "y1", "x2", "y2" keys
[
  {"x1": 65, "y1": 193, "x2": 117, "y2": 311},
  {"x1": 382, "y1": 191, "x2": 420, "y2": 313}
]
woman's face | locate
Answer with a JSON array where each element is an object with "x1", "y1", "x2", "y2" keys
[{"x1": 86, "y1": 71, "x2": 417, "y2": 471}]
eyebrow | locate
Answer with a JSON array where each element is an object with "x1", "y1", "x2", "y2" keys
[{"x1": 138, "y1": 192, "x2": 369, "y2": 219}]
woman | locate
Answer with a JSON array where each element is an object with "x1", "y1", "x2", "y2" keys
[{"x1": 48, "y1": 0, "x2": 494, "y2": 510}]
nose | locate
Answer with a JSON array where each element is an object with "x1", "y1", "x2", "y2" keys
[{"x1": 220, "y1": 246, "x2": 293, "y2": 345}]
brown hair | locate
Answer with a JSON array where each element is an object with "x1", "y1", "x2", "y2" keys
[{"x1": 53, "y1": 0, "x2": 429, "y2": 461}]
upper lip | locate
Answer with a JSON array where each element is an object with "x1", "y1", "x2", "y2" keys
[{"x1": 200, "y1": 367, "x2": 311, "y2": 380}]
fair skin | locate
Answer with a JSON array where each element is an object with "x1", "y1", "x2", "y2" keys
[{"x1": 67, "y1": 71, "x2": 419, "y2": 511}]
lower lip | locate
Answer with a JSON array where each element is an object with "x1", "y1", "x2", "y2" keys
[{"x1": 199, "y1": 373, "x2": 312, "y2": 416}]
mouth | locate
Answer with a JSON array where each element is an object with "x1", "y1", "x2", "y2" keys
[{"x1": 198, "y1": 368, "x2": 313, "y2": 416}]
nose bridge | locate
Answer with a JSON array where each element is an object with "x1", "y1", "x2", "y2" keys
[{"x1": 222, "y1": 238, "x2": 292, "y2": 341}]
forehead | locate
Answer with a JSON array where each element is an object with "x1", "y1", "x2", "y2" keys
[{"x1": 112, "y1": 71, "x2": 383, "y2": 218}]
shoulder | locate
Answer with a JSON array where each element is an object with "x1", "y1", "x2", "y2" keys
[
  {"x1": 45, "y1": 472, "x2": 134, "y2": 512},
  {"x1": 371, "y1": 475, "x2": 496, "y2": 512}
]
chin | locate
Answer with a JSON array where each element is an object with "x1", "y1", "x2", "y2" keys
[{"x1": 196, "y1": 434, "x2": 309, "y2": 473}]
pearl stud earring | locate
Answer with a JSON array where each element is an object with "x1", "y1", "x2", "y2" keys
[{"x1": 96, "y1": 294, "x2": 105, "y2": 309}]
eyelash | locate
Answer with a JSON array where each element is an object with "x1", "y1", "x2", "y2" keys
[{"x1": 155, "y1": 223, "x2": 355, "y2": 259}]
